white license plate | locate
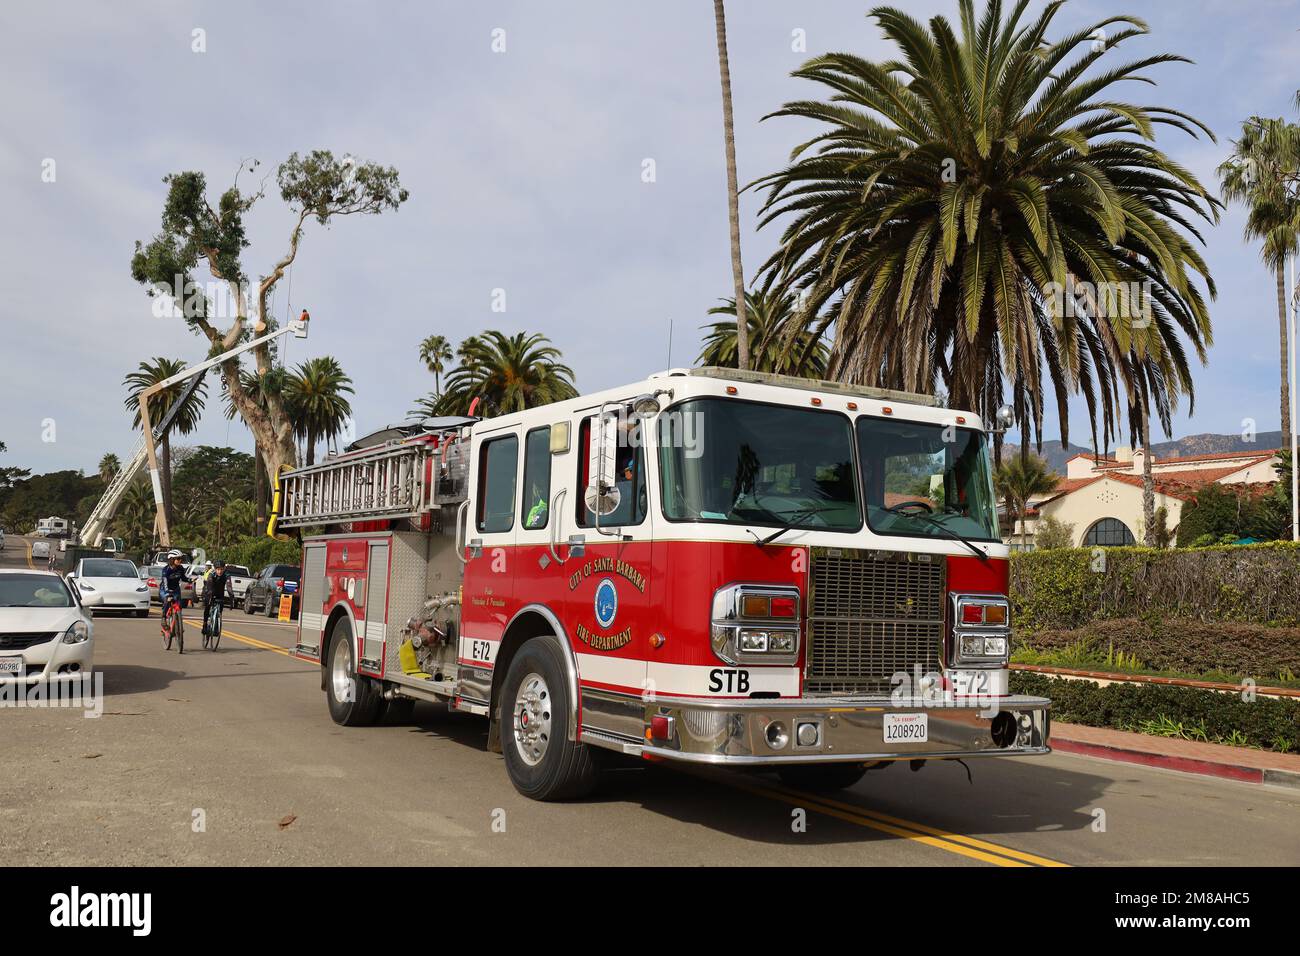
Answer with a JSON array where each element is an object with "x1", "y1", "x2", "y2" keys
[
  {"x1": 0, "y1": 657, "x2": 22, "y2": 674},
  {"x1": 884, "y1": 712, "x2": 928, "y2": 743}
]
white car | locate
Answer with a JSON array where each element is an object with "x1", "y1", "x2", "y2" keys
[
  {"x1": 31, "y1": 540, "x2": 50, "y2": 560},
  {"x1": 68, "y1": 557, "x2": 150, "y2": 617},
  {"x1": 0, "y1": 570, "x2": 93, "y2": 684}
]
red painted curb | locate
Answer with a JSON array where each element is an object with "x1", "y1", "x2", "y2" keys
[{"x1": 1050, "y1": 738, "x2": 1265, "y2": 784}]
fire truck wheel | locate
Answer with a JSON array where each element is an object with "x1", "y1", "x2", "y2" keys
[
  {"x1": 326, "y1": 618, "x2": 381, "y2": 726},
  {"x1": 500, "y1": 638, "x2": 597, "y2": 801},
  {"x1": 775, "y1": 763, "x2": 869, "y2": 792}
]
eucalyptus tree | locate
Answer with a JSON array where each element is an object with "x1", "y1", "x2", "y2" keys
[{"x1": 130, "y1": 150, "x2": 407, "y2": 478}]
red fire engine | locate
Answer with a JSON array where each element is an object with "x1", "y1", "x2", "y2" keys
[{"x1": 276, "y1": 367, "x2": 1050, "y2": 800}]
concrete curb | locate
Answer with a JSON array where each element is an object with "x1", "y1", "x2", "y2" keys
[{"x1": 1051, "y1": 737, "x2": 1300, "y2": 789}]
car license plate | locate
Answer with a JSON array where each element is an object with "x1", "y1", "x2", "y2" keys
[
  {"x1": 0, "y1": 656, "x2": 22, "y2": 674},
  {"x1": 884, "y1": 712, "x2": 928, "y2": 743}
]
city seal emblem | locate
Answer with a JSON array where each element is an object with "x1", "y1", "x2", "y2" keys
[{"x1": 594, "y1": 577, "x2": 618, "y2": 629}]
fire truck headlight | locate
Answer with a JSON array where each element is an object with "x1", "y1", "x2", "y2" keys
[{"x1": 711, "y1": 584, "x2": 801, "y2": 664}]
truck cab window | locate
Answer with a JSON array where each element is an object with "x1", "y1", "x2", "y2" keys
[
  {"x1": 477, "y1": 435, "x2": 519, "y2": 533},
  {"x1": 521, "y1": 427, "x2": 552, "y2": 530},
  {"x1": 576, "y1": 415, "x2": 647, "y2": 528}
]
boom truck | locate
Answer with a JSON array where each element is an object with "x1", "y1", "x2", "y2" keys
[{"x1": 276, "y1": 367, "x2": 1051, "y2": 800}]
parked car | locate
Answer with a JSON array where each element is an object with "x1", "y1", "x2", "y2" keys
[
  {"x1": 0, "y1": 569, "x2": 93, "y2": 684},
  {"x1": 244, "y1": 564, "x2": 301, "y2": 619},
  {"x1": 67, "y1": 557, "x2": 149, "y2": 617},
  {"x1": 0, "y1": 528, "x2": 6, "y2": 551},
  {"x1": 142, "y1": 564, "x2": 196, "y2": 607},
  {"x1": 31, "y1": 540, "x2": 51, "y2": 560},
  {"x1": 194, "y1": 564, "x2": 252, "y2": 607}
]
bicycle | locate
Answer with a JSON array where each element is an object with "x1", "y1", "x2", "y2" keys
[
  {"x1": 161, "y1": 595, "x2": 184, "y2": 653},
  {"x1": 202, "y1": 598, "x2": 223, "y2": 651}
]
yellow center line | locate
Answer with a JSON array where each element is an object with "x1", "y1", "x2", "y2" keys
[
  {"x1": 761, "y1": 778, "x2": 1069, "y2": 867},
  {"x1": 220, "y1": 627, "x2": 309, "y2": 661},
  {"x1": 719, "y1": 773, "x2": 1028, "y2": 866}
]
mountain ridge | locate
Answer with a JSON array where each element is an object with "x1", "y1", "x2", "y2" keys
[{"x1": 1002, "y1": 431, "x2": 1284, "y2": 475}]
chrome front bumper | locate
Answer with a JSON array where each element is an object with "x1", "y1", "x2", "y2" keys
[{"x1": 623, "y1": 695, "x2": 1050, "y2": 766}]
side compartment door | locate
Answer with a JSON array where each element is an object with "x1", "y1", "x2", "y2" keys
[
  {"x1": 359, "y1": 540, "x2": 390, "y2": 676},
  {"x1": 296, "y1": 542, "x2": 328, "y2": 659}
]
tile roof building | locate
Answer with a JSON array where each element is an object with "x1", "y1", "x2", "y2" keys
[{"x1": 1010, "y1": 446, "x2": 1280, "y2": 549}]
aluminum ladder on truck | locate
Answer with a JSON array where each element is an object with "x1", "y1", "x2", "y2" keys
[{"x1": 275, "y1": 442, "x2": 438, "y2": 529}]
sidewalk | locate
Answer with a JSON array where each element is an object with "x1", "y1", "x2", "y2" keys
[{"x1": 1051, "y1": 721, "x2": 1300, "y2": 788}]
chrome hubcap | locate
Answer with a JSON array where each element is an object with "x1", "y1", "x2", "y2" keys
[
  {"x1": 512, "y1": 672, "x2": 552, "y2": 766},
  {"x1": 331, "y1": 634, "x2": 354, "y2": 702}
]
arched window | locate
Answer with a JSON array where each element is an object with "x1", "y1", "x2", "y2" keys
[{"x1": 1083, "y1": 517, "x2": 1135, "y2": 547}]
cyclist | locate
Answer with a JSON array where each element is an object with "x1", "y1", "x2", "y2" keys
[
  {"x1": 159, "y1": 550, "x2": 189, "y2": 652},
  {"x1": 201, "y1": 559, "x2": 233, "y2": 639}
]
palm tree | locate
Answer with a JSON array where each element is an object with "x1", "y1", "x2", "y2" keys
[
  {"x1": 994, "y1": 453, "x2": 1058, "y2": 549},
  {"x1": 753, "y1": 1, "x2": 1219, "y2": 458},
  {"x1": 418, "y1": 331, "x2": 577, "y2": 418},
  {"x1": 98, "y1": 453, "x2": 121, "y2": 484},
  {"x1": 284, "y1": 356, "x2": 354, "y2": 466},
  {"x1": 418, "y1": 334, "x2": 453, "y2": 395},
  {"x1": 699, "y1": 290, "x2": 829, "y2": 377},
  {"x1": 124, "y1": 357, "x2": 207, "y2": 528},
  {"x1": 713, "y1": 0, "x2": 749, "y2": 371},
  {"x1": 1218, "y1": 116, "x2": 1300, "y2": 442}
]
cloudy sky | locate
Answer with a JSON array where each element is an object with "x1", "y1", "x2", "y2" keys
[{"x1": 2, "y1": 0, "x2": 1298, "y2": 474}]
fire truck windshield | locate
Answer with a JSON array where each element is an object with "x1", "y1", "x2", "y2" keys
[
  {"x1": 856, "y1": 416, "x2": 1000, "y2": 543},
  {"x1": 658, "y1": 398, "x2": 860, "y2": 531}
]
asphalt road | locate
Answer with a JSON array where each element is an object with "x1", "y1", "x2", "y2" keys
[{"x1": 2, "y1": 534, "x2": 1298, "y2": 866}]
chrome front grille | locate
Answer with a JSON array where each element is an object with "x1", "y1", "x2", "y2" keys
[{"x1": 806, "y1": 550, "x2": 945, "y2": 696}]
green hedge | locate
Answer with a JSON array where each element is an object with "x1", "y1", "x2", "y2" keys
[
  {"x1": 1017, "y1": 618, "x2": 1300, "y2": 680},
  {"x1": 1010, "y1": 541, "x2": 1300, "y2": 631},
  {"x1": 1012, "y1": 672, "x2": 1300, "y2": 752}
]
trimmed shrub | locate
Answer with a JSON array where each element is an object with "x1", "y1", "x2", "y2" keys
[
  {"x1": 1010, "y1": 541, "x2": 1300, "y2": 631},
  {"x1": 1011, "y1": 672, "x2": 1300, "y2": 752},
  {"x1": 1017, "y1": 618, "x2": 1300, "y2": 680}
]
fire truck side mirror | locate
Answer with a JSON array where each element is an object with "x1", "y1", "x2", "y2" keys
[{"x1": 585, "y1": 413, "x2": 621, "y2": 517}]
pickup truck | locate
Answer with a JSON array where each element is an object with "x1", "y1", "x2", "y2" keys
[{"x1": 194, "y1": 565, "x2": 253, "y2": 607}]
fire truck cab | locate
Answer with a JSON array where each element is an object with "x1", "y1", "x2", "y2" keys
[{"x1": 280, "y1": 367, "x2": 1050, "y2": 800}]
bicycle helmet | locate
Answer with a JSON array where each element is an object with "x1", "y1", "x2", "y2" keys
[
  {"x1": 167, "y1": 549, "x2": 184, "y2": 559},
  {"x1": 213, "y1": 559, "x2": 225, "y2": 569}
]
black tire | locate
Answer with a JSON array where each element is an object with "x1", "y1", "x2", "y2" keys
[
  {"x1": 500, "y1": 638, "x2": 598, "y2": 801},
  {"x1": 267, "y1": 592, "x2": 279, "y2": 618},
  {"x1": 209, "y1": 609, "x2": 222, "y2": 650},
  {"x1": 776, "y1": 763, "x2": 870, "y2": 792},
  {"x1": 161, "y1": 610, "x2": 173, "y2": 651},
  {"x1": 244, "y1": 592, "x2": 255, "y2": 615},
  {"x1": 325, "y1": 618, "x2": 381, "y2": 726}
]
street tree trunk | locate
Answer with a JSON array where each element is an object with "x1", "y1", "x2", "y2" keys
[
  {"x1": 1141, "y1": 392, "x2": 1155, "y2": 546},
  {"x1": 1277, "y1": 262, "x2": 1291, "y2": 443},
  {"x1": 713, "y1": 0, "x2": 749, "y2": 371}
]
